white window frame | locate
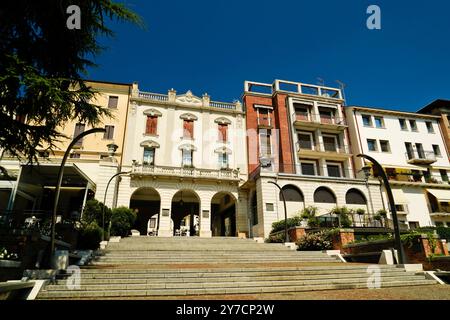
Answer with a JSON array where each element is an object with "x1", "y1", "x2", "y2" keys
[
  {"x1": 297, "y1": 131, "x2": 315, "y2": 150},
  {"x1": 182, "y1": 149, "x2": 193, "y2": 166},
  {"x1": 255, "y1": 105, "x2": 273, "y2": 127},
  {"x1": 299, "y1": 160, "x2": 317, "y2": 176},
  {"x1": 322, "y1": 134, "x2": 339, "y2": 152},
  {"x1": 374, "y1": 116, "x2": 384, "y2": 128},
  {"x1": 367, "y1": 138, "x2": 378, "y2": 152},
  {"x1": 361, "y1": 114, "x2": 373, "y2": 127},
  {"x1": 326, "y1": 161, "x2": 343, "y2": 178},
  {"x1": 259, "y1": 130, "x2": 273, "y2": 157}
]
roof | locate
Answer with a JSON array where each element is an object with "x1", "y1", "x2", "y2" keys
[
  {"x1": 346, "y1": 105, "x2": 440, "y2": 119},
  {"x1": 417, "y1": 99, "x2": 450, "y2": 114}
]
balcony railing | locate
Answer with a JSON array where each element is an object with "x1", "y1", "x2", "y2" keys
[
  {"x1": 138, "y1": 92, "x2": 169, "y2": 101},
  {"x1": 292, "y1": 112, "x2": 347, "y2": 127},
  {"x1": 405, "y1": 151, "x2": 437, "y2": 165},
  {"x1": 131, "y1": 164, "x2": 240, "y2": 180},
  {"x1": 296, "y1": 142, "x2": 350, "y2": 154}
]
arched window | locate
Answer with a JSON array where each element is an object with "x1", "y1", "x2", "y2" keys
[
  {"x1": 345, "y1": 188, "x2": 367, "y2": 205},
  {"x1": 280, "y1": 185, "x2": 304, "y2": 202},
  {"x1": 313, "y1": 187, "x2": 336, "y2": 203}
]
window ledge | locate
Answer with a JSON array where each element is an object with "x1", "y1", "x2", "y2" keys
[{"x1": 143, "y1": 133, "x2": 159, "y2": 137}]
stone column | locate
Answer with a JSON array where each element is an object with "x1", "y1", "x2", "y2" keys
[
  {"x1": 236, "y1": 190, "x2": 249, "y2": 237},
  {"x1": 199, "y1": 193, "x2": 212, "y2": 237},
  {"x1": 158, "y1": 192, "x2": 173, "y2": 237}
]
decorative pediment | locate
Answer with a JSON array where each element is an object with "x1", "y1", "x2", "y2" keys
[
  {"x1": 178, "y1": 144, "x2": 197, "y2": 151},
  {"x1": 214, "y1": 146, "x2": 232, "y2": 154},
  {"x1": 140, "y1": 140, "x2": 160, "y2": 148},
  {"x1": 214, "y1": 117, "x2": 231, "y2": 125},
  {"x1": 175, "y1": 90, "x2": 202, "y2": 106},
  {"x1": 143, "y1": 108, "x2": 162, "y2": 117},
  {"x1": 179, "y1": 113, "x2": 198, "y2": 121}
]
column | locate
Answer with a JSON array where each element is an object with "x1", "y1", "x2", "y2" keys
[
  {"x1": 158, "y1": 192, "x2": 173, "y2": 237},
  {"x1": 199, "y1": 192, "x2": 212, "y2": 237}
]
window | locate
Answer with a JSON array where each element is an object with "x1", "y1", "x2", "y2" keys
[
  {"x1": 266, "y1": 203, "x2": 274, "y2": 211},
  {"x1": 148, "y1": 218, "x2": 156, "y2": 229},
  {"x1": 367, "y1": 139, "x2": 377, "y2": 151},
  {"x1": 433, "y1": 144, "x2": 441, "y2": 157},
  {"x1": 415, "y1": 143, "x2": 425, "y2": 158},
  {"x1": 323, "y1": 135, "x2": 338, "y2": 152},
  {"x1": 426, "y1": 121, "x2": 434, "y2": 133},
  {"x1": 294, "y1": 104, "x2": 310, "y2": 121},
  {"x1": 300, "y1": 161, "x2": 316, "y2": 176},
  {"x1": 182, "y1": 149, "x2": 193, "y2": 166},
  {"x1": 183, "y1": 120, "x2": 194, "y2": 139},
  {"x1": 440, "y1": 169, "x2": 448, "y2": 182},
  {"x1": 395, "y1": 204, "x2": 405, "y2": 212},
  {"x1": 143, "y1": 147, "x2": 155, "y2": 165},
  {"x1": 108, "y1": 96, "x2": 118, "y2": 109},
  {"x1": 259, "y1": 130, "x2": 272, "y2": 157},
  {"x1": 362, "y1": 115, "x2": 372, "y2": 127},
  {"x1": 218, "y1": 153, "x2": 228, "y2": 169},
  {"x1": 146, "y1": 116, "x2": 158, "y2": 135},
  {"x1": 409, "y1": 120, "x2": 418, "y2": 132},
  {"x1": 380, "y1": 140, "x2": 390, "y2": 152},
  {"x1": 319, "y1": 108, "x2": 335, "y2": 124},
  {"x1": 345, "y1": 189, "x2": 367, "y2": 205},
  {"x1": 399, "y1": 119, "x2": 407, "y2": 130},
  {"x1": 405, "y1": 142, "x2": 414, "y2": 159},
  {"x1": 218, "y1": 124, "x2": 228, "y2": 142},
  {"x1": 104, "y1": 125, "x2": 114, "y2": 140},
  {"x1": 326, "y1": 163, "x2": 341, "y2": 177},
  {"x1": 313, "y1": 187, "x2": 336, "y2": 203},
  {"x1": 374, "y1": 117, "x2": 384, "y2": 128},
  {"x1": 409, "y1": 221, "x2": 419, "y2": 229},
  {"x1": 73, "y1": 123, "x2": 85, "y2": 146},
  {"x1": 280, "y1": 186, "x2": 304, "y2": 202},
  {"x1": 298, "y1": 132, "x2": 314, "y2": 150},
  {"x1": 69, "y1": 153, "x2": 80, "y2": 159},
  {"x1": 257, "y1": 107, "x2": 272, "y2": 126}
]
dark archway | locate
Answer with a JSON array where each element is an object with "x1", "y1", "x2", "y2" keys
[
  {"x1": 171, "y1": 190, "x2": 200, "y2": 236},
  {"x1": 345, "y1": 188, "x2": 367, "y2": 205},
  {"x1": 129, "y1": 187, "x2": 161, "y2": 235},
  {"x1": 313, "y1": 186, "x2": 336, "y2": 203},
  {"x1": 211, "y1": 192, "x2": 236, "y2": 237}
]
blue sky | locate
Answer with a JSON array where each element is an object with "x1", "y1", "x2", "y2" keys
[{"x1": 87, "y1": 0, "x2": 450, "y2": 111}]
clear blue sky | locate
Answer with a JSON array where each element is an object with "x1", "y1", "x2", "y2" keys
[{"x1": 87, "y1": 0, "x2": 450, "y2": 111}]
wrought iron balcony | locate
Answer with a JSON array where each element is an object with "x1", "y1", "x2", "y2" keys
[{"x1": 131, "y1": 164, "x2": 240, "y2": 181}]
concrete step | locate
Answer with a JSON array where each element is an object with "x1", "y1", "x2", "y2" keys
[
  {"x1": 37, "y1": 279, "x2": 437, "y2": 299},
  {"x1": 92, "y1": 259, "x2": 340, "y2": 265}
]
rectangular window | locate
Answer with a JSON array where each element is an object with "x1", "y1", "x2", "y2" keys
[
  {"x1": 409, "y1": 120, "x2": 418, "y2": 132},
  {"x1": 294, "y1": 104, "x2": 311, "y2": 121},
  {"x1": 327, "y1": 163, "x2": 341, "y2": 177},
  {"x1": 440, "y1": 169, "x2": 448, "y2": 182},
  {"x1": 426, "y1": 121, "x2": 434, "y2": 133},
  {"x1": 183, "y1": 120, "x2": 194, "y2": 139},
  {"x1": 399, "y1": 119, "x2": 407, "y2": 130},
  {"x1": 104, "y1": 125, "x2": 114, "y2": 140},
  {"x1": 415, "y1": 143, "x2": 425, "y2": 158},
  {"x1": 374, "y1": 117, "x2": 384, "y2": 128},
  {"x1": 148, "y1": 218, "x2": 156, "y2": 229},
  {"x1": 319, "y1": 108, "x2": 335, "y2": 124},
  {"x1": 259, "y1": 130, "x2": 272, "y2": 157},
  {"x1": 298, "y1": 133, "x2": 313, "y2": 150},
  {"x1": 395, "y1": 204, "x2": 405, "y2": 212},
  {"x1": 323, "y1": 135, "x2": 338, "y2": 152},
  {"x1": 367, "y1": 139, "x2": 377, "y2": 152},
  {"x1": 266, "y1": 203, "x2": 274, "y2": 211},
  {"x1": 218, "y1": 124, "x2": 228, "y2": 142},
  {"x1": 433, "y1": 144, "x2": 441, "y2": 157},
  {"x1": 218, "y1": 153, "x2": 228, "y2": 168},
  {"x1": 73, "y1": 123, "x2": 85, "y2": 146},
  {"x1": 143, "y1": 147, "x2": 155, "y2": 165},
  {"x1": 108, "y1": 96, "x2": 118, "y2": 109},
  {"x1": 405, "y1": 142, "x2": 414, "y2": 159},
  {"x1": 146, "y1": 116, "x2": 158, "y2": 135},
  {"x1": 362, "y1": 115, "x2": 372, "y2": 127},
  {"x1": 182, "y1": 149, "x2": 193, "y2": 166},
  {"x1": 380, "y1": 140, "x2": 390, "y2": 152},
  {"x1": 257, "y1": 108, "x2": 272, "y2": 126},
  {"x1": 69, "y1": 153, "x2": 80, "y2": 159},
  {"x1": 300, "y1": 162, "x2": 316, "y2": 176}
]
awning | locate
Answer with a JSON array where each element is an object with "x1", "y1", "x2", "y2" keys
[
  {"x1": 427, "y1": 189, "x2": 450, "y2": 202},
  {"x1": 391, "y1": 188, "x2": 408, "y2": 204}
]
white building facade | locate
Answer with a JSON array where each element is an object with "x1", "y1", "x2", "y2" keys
[{"x1": 346, "y1": 106, "x2": 450, "y2": 227}]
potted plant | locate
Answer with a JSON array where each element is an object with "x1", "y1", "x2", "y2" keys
[{"x1": 300, "y1": 206, "x2": 319, "y2": 228}]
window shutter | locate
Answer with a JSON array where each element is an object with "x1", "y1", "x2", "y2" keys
[
  {"x1": 184, "y1": 120, "x2": 194, "y2": 138},
  {"x1": 218, "y1": 124, "x2": 228, "y2": 142}
]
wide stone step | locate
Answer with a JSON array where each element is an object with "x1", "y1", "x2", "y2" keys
[
  {"x1": 53, "y1": 271, "x2": 418, "y2": 285},
  {"x1": 93, "y1": 259, "x2": 339, "y2": 265},
  {"x1": 38, "y1": 279, "x2": 437, "y2": 299},
  {"x1": 105, "y1": 246, "x2": 289, "y2": 251}
]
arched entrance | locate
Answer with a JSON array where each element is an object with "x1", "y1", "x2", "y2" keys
[
  {"x1": 130, "y1": 187, "x2": 161, "y2": 235},
  {"x1": 171, "y1": 190, "x2": 200, "y2": 236},
  {"x1": 211, "y1": 192, "x2": 236, "y2": 237}
]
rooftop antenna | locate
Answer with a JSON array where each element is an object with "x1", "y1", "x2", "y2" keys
[
  {"x1": 317, "y1": 77, "x2": 325, "y2": 86},
  {"x1": 335, "y1": 80, "x2": 347, "y2": 103}
]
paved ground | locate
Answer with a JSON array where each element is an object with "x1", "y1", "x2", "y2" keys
[{"x1": 101, "y1": 285, "x2": 449, "y2": 300}]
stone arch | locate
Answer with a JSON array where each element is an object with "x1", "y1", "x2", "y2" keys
[
  {"x1": 345, "y1": 188, "x2": 367, "y2": 205},
  {"x1": 313, "y1": 186, "x2": 337, "y2": 204},
  {"x1": 129, "y1": 187, "x2": 161, "y2": 235},
  {"x1": 171, "y1": 189, "x2": 201, "y2": 236},
  {"x1": 210, "y1": 191, "x2": 237, "y2": 237}
]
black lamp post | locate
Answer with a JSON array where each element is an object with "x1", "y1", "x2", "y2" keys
[
  {"x1": 102, "y1": 170, "x2": 130, "y2": 241},
  {"x1": 357, "y1": 154, "x2": 406, "y2": 264},
  {"x1": 50, "y1": 128, "x2": 106, "y2": 261},
  {"x1": 268, "y1": 180, "x2": 289, "y2": 243}
]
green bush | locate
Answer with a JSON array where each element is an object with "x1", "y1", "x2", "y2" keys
[
  {"x1": 296, "y1": 231, "x2": 333, "y2": 251},
  {"x1": 301, "y1": 206, "x2": 319, "y2": 227},
  {"x1": 110, "y1": 206, "x2": 137, "y2": 237},
  {"x1": 436, "y1": 227, "x2": 450, "y2": 240},
  {"x1": 271, "y1": 216, "x2": 302, "y2": 233},
  {"x1": 265, "y1": 233, "x2": 285, "y2": 243},
  {"x1": 82, "y1": 199, "x2": 112, "y2": 232},
  {"x1": 77, "y1": 222, "x2": 103, "y2": 250},
  {"x1": 330, "y1": 206, "x2": 352, "y2": 228}
]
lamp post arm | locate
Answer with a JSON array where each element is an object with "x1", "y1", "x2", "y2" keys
[
  {"x1": 50, "y1": 128, "x2": 106, "y2": 260},
  {"x1": 356, "y1": 154, "x2": 405, "y2": 264},
  {"x1": 268, "y1": 181, "x2": 289, "y2": 243}
]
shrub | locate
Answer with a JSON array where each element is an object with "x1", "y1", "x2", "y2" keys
[
  {"x1": 330, "y1": 206, "x2": 352, "y2": 228},
  {"x1": 300, "y1": 206, "x2": 319, "y2": 227},
  {"x1": 271, "y1": 216, "x2": 302, "y2": 233},
  {"x1": 82, "y1": 199, "x2": 112, "y2": 231},
  {"x1": 296, "y1": 231, "x2": 333, "y2": 251},
  {"x1": 110, "y1": 206, "x2": 137, "y2": 237},
  {"x1": 265, "y1": 233, "x2": 285, "y2": 243},
  {"x1": 77, "y1": 222, "x2": 103, "y2": 250},
  {"x1": 436, "y1": 227, "x2": 450, "y2": 240},
  {"x1": 356, "y1": 208, "x2": 365, "y2": 215}
]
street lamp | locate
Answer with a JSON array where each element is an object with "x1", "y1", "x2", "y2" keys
[
  {"x1": 102, "y1": 171, "x2": 130, "y2": 241},
  {"x1": 357, "y1": 154, "x2": 406, "y2": 264},
  {"x1": 50, "y1": 128, "x2": 106, "y2": 263},
  {"x1": 268, "y1": 180, "x2": 289, "y2": 243}
]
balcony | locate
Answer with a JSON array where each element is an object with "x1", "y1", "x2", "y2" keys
[
  {"x1": 296, "y1": 142, "x2": 351, "y2": 160},
  {"x1": 131, "y1": 164, "x2": 240, "y2": 181},
  {"x1": 405, "y1": 151, "x2": 437, "y2": 165},
  {"x1": 292, "y1": 112, "x2": 347, "y2": 131}
]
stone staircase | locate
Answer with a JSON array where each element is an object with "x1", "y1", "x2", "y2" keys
[{"x1": 37, "y1": 237, "x2": 437, "y2": 299}]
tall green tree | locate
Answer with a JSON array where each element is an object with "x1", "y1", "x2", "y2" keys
[{"x1": 0, "y1": 1, "x2": 143, "y2": 162}]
